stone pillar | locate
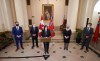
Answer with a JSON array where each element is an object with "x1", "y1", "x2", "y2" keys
[
  {"x1": 14, "y1": 0, "x2": 29, "y2": 31},
  {"x1": 76, "y1": 0, "x2": 88, "y2": 29},
  {"x1": 0, "y1": 0, "x2": 14, "y2": 31},
  {"x1": 67, "y1": 0, "x2": 79, "y2": 32},
  {"x1": 0, "y1": 0, "x2": 4, "y2": 32},
  {"x1": 10, "y1": 0, "x2": 17, "y2": 25}
]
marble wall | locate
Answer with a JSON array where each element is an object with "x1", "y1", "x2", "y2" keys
[
  {"x1": 0, "y1": 0, "x2": 99, "y2": 32},
  {"x1": 30, "y1": 0, "x2": 79, "y2": 32},
  {"x1": 31, "y1": 0, "x2": 65, "y2": 27}
]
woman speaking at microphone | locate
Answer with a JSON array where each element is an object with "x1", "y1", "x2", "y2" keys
[{"x1": 41, "y1": 25, "x2": 51, "y2": 55}]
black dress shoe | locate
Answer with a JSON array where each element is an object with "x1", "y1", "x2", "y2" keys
[
  {"x1": 37, "y1": 46, "x2": 39, "y2": 48},
  {"x1": 32, "y1": 46, "x2": 34, "y2": 49},
  {"x1": 80, "y1": 48, "x2": 83, "y2": 50},
  {"x1": 84, "y1": 51, "x2": 87, "y2": 53},
  {"x1": 21, "y1": 47, "x2": 24, "y2": 49},
  {"x1": 66, "y1": 48, "x2": 68, "y2": 50},
  {"x1": 86, "y1": 50, "x2": 89, "y2": 52},
  {"x1": 47, "y1": 52, "x2": 49, "y2": 54},
  {"x1": 16, "y1": 48, "x2": 19, "y2": 51}
]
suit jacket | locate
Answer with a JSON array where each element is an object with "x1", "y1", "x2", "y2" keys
[
  {"x1": 30, "y1": 26, "x2": 39, "y2": 37},
  {"x1": 12, "y1": 26, "x2": 23, "y2": 38},
  {"x1": 41, "y1": 29, "x2": 51, "y2": 37},
  {"x1": 83, "y1": 27, "x2": 93, "y2": 39}
]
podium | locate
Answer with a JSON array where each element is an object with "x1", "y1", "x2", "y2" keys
[{"x1": 40, "y1": 37, "x2": 51, "y2": 42}]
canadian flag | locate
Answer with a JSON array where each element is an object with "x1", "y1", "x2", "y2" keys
[
  {"x1": 49, "y1": 16, "x2": 54, "y2": 30},
  {"x1": 39, "y1": 15, "x2": 44, "y2": 30}
]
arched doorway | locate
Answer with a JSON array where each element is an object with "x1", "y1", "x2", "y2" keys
[{"x1": 92, "y1": 0, "x2": 100, "y2": 29}]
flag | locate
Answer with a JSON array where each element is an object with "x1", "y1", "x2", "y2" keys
[
  {"x1": 92, "y1": 17, "x2": 100, "y2": 43},
  {"x1": 39, "y1": 15, "x2": 44, "y2": 30},
  {"x1": 62, "y1": 19, "x2": 67, "y2": 28},
  {"x1": 49, "y1": 16, "x2": 54, "y2": 30}
]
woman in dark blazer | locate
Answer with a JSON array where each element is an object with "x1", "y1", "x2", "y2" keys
[
  {"x1": 41, "y1": 25, "x2": 51, "y2": 55},
  {"x1": 63, "y1": 25, "x2": 72, "y2": 50}
]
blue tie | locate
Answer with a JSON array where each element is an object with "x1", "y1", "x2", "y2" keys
[{"x1": 87, "y1": 27, "x2": 90, "y2": 31}]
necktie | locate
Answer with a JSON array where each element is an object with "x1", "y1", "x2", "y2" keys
[{"x1": 87, "y1": 27, "x2": 90, "y2": 31}]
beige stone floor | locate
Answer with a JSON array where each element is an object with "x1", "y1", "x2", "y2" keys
[{"x1": 0, "y1": 42, "x2": 100, "y2": 61}]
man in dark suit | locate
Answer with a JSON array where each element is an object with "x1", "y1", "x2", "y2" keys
[
  {"x1": 30, "y1": 24, "x2": 39, "y2": 49},
  {"x1": 41, "y1": 25, "x2": 51, "y2": 55},
  {"x1": 12, "y1": 22, "x2": 24, "y2": 51},
  {"x1": 80, "y1": 23, "x2": 93, "y2": 52}
]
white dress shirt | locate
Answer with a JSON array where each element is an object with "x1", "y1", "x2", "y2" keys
[{"x1": 16, "y1": 26, "x2": 19, "y2": 30}]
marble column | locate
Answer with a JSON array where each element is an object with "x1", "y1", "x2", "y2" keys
[
  {"x1": 0, "y1": 0, "x2": 14, "y2": 31},
  {"x1": 14, "y1": 0, "x2": 29, "y2": 31},
  {"x1": 0, "y1": 0, "x2": 4, "y2": 32},
  {"x1": 67, "y1": 0, "x2": 79, "y2": 32},
  {"x1": 10, "y1": 0, "x2": 17, "y2": 25}
]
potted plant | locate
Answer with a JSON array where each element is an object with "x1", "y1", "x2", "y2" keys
[{"x1": 76, "y1": 28, "x2": 83, "y2": 44}]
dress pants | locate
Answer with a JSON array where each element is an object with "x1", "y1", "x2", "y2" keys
[
  {"x1": 15, "y1": 37, "x2": 23, "y2": 49},
  {"x1": 81, "y1": 38, "x2": 90, "y2": 51},
  {"x1": 43, "y1": 42, "x2": 49, "y2": 54},
  {"x1": 64, "y1": 43, "x2": 69, "y2": 49},
  {"x1": 32, "y1": 37, "x2": 38, "y2": 47}
]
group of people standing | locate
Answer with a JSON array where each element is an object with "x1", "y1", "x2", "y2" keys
[
  {"x1": 12, "y1": 21, "x2": 93, "y2": 55},
  {"x1": 63, "y1": 23, "x2": 93, "y2": 52},
  {"x1": 12, "y1": 22, "x2": 51, "y2": 55}
]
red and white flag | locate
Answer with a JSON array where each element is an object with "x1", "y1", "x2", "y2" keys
[
  {"x1": 39, "y1": 15, "x2": 44, "y2": 30},
  {"x1": 92, "y1": 17, "x2": 100, "y2": 43},
  {"x1": 49, "y1": 16, "x2": 54, "y2": 30}
]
